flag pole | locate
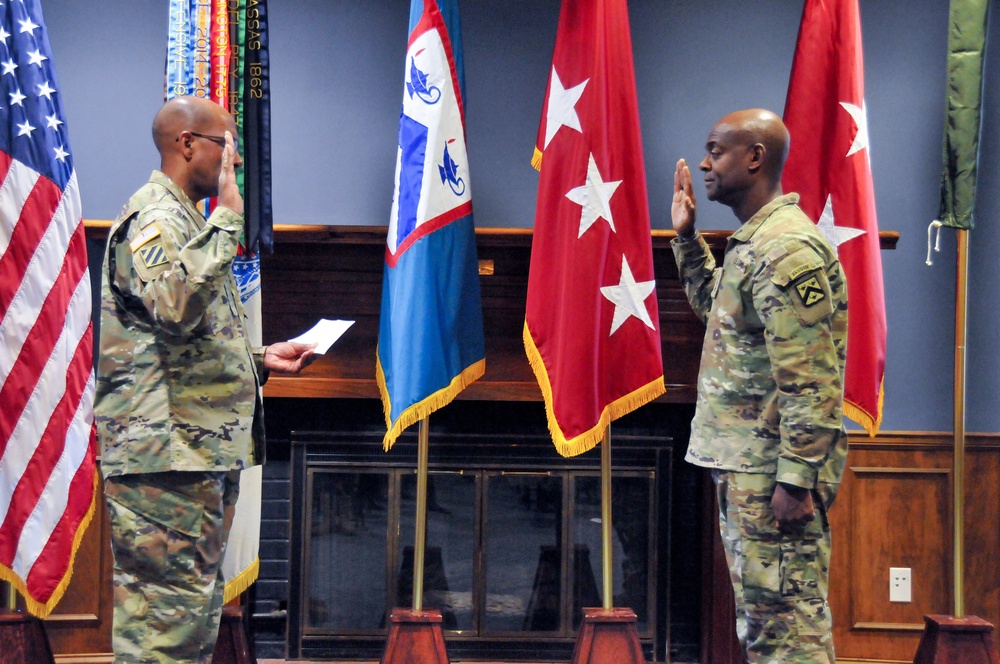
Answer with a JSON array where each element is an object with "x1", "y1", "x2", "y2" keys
[
  {"x1": 569, "y1": 423, "x2": 643, "y2": 664},
  {"x1": 600, "y1": 425, "x2": 613, "y2": 610},
  {"x1": 3, "y1": 581, "x2": 14, "y2": 610},
  {"x1": 383, "y1": 419, "x2": 449, "y2": 664},
  {"x1": 952, "y1": 228, "x2": 969, "y2": 618},
  {"x1": 912, "y1": 225, "x2": 998, "y2": 664},
  {"x1": 412, "y1": 417, "x2": 430, "y2": 613}
]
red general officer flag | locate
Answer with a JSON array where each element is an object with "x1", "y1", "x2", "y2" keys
[
  {"x1": 782, "y1": 0, "x2": 887, "y2": 436},
  {"x1": 525, "y1": 0, "x2": 664, "y2": 458}
]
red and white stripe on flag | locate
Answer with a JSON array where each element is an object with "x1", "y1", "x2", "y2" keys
[
  {"x1": 525, "y1": 0, "x2": 665, "y2": 458},
  {"x1": 0, "y1": 159, "x2": 98, "y2": 617},
  {"x1": 0, "y1": 0, "x2": 98, "y2": 617},
  {"x1": 782, "y1": 0, "x2": 887, "y2": 436}
]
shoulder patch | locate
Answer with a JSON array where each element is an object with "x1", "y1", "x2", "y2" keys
[
  {"x1": 129, "y1": 224, "x2": 161, "y2": 252},
  {"x1": 787, "y1": 271, "x2": 834, "y2": 325},
  {"x1": 137, "y1": 242, "x2": 169, "y2": 269},
  {"x1": 795, "y1": 276, "x2": 827, "y2": 307}
]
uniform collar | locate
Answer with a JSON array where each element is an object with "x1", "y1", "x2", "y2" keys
[
  {"x1": 730, "y1": 193, "x2": 801, "y2": 244},
  {"x1": 149, "y1": 170, "x2": 205, "y2": 223}
]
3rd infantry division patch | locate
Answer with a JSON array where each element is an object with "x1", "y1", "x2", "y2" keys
[
  {"x1": 795, "y1": 276, "x2": 826, "y2": 306},
  {"x1": 138, "y1": 243, "x2": 168, "y2": 269}
]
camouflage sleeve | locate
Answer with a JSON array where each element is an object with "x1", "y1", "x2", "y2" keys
[
  {"x1": 253, "y1": 346, "x2": 269, "y2": 385},
  {"x1": 754, "y1": 244, "x2": 843, "y2": 490},
  {"x1": 123, "y1": 205, "x2": 244, "y2": 336},
  {"x1": 671, "y1": 232, "x2": 718, "y2": 324}
]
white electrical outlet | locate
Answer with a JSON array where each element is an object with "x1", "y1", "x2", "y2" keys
[{"x1": 890, "y1": 567, "x2": 912, "y2": 603}]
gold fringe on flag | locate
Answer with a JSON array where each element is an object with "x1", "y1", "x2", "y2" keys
[
  {"x1": 0, "y1": 469, "x2": 100, "y2": 618},
  {"x1": 223, "y1": 557, "x2": 260, "y2": 604},
  {"x1": 844, "y1": 376, "x2": 885, "y2": 437},
  {"x1": 523, "y1": 322, "x2": 665, "y2": 458},
  {"x1": 376, "y1": 351, "x2": 486, "y2": 452},
  {"x1": 531, "y1": 146, "x2": 543, "y2": 171}
]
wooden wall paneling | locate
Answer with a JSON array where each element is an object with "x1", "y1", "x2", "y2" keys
[
  {"x1": 829, "y1": 441, "x2": 950, "y2": 662},
  {"x1": 964, "y1": 445, "x2": 1000, "y2": 639},
  {"x1": 847, "y1": 467, "x2": 950, "y2": 629},
  {"x1": 829, "y1": 435, "x2": 1000, "y2": 664}
]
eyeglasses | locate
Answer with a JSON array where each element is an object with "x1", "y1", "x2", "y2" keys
[{"x1": 177, "y1": 131, "x2": 239, "y2": 152}]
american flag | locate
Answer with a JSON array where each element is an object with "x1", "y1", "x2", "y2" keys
[{"x1": 0, "y1": 0, "x2": 97, "y2": 617}]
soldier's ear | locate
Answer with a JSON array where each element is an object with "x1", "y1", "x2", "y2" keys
[
  {"x1": 747, "y1": 143, "x2": 765, "y2": 174},
  {"x1": 175, "y1": 131, "x2": 195, "y2": 160}
]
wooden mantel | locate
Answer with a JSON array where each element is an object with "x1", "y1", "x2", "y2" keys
[
  {"x1": 85, "y1": 221, "x2": 898, "y2": 406},
  {"x1": 251, "y1": 224, "x2": 897, "y2": 404}
]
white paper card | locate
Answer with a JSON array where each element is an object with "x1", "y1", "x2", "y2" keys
[{"x1": 288, "y1": 319, "x2": 354, "y2": 355}]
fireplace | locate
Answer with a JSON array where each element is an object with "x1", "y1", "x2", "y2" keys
[{"x1": 257, "y1": 398, "x2": 699, "y2": 662}]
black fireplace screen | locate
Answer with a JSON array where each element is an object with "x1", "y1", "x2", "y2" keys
[{"x1": 300, "y1": 466, "x2": 655, "y2": 639}]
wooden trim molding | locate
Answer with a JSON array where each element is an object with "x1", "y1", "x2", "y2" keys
[
  {"x1": 851, "y1": 622, "x2": 927, "y2": 632},
  {"x1": 44, "y1": 613, "x2": 101, "y2": 624},
  {"x1": 848, "y1": 467, "x2": 951, "y2": 476},
  {"x1": 847, "y1": 431, "x2": 1000, "y2": 450}
]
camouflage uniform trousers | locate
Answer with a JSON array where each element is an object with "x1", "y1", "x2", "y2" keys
[
  {"x1": 104, "y1": 470, "x2": 241, "y2": 664},
  {"x1": 714, "y1": 470, "x2": 839, "y2": 664}
]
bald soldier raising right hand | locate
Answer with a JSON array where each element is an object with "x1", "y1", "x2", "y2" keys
[
  {"x1": 95, "y1": 96, "x2": 316, "y2": 663},
  {"x1": 671, "y1": 109, "x2": 848, "y2": 663}
]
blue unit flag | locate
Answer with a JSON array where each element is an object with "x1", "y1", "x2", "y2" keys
[{"x1": 377, "y1": 0, "x2": 485, "y2": 451}]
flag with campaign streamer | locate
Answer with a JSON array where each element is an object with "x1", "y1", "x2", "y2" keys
[
  {"x1": 0, "y1": 0, "x2": 99, "y2": 617},
  {"x1": 377, "y1": 0, "x2": 485, "y2": 451},
  {"x1": 165, "y1": 0, "x2": 270, "y2": 601},
  {"x1": 937, "y1": 0, "x2": 989, "y2": 231},
  {"x1": 525, "y1": 0, "x2": 665, "y2": 458},
  {"x1": 782, "y1": 0, "x2": 887, "y2": 436}
]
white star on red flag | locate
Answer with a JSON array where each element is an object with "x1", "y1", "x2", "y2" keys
[
  {"x1": 816, "y1": 194, "x2": 865, "y2": 250},
  {"x1": 840, "y1": 101, "x2": 869, "y2": 157},
  {"x1": 565, "y1": 153, "x2": 621, "y2": 237},
  {"x1": 600, "y1": 255, "x2": 656, "y2": 335},
  {"x1": 542, "y1": 66, "x2": 588, "y2": 149}
]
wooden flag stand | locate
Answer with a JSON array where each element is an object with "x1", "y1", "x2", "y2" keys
[
  {"x1": 381, "y1": 418, "x2": 450, "y2": 664},
  {"x1": 211, "y1": 603, "x2": 256, "y2": 664},
  {"x1": 382, "y1": 608, "x2": 449, "y2": 664},
  {"x1": 0, "y1": 583, "x2": 55, "y2": 664},
  {"x1": 913, "y1": 615, "x2": 999, "y2": 664},
  {"x1": 570, "y1": 427, "x2": 644, "y2": 664},
  {"x1": 912, "y1": 232, "x2": 999, "y2": 664}
]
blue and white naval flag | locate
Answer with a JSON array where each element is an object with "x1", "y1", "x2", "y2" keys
[{"x1": 377, "y1": 0, "x2": 485, "y2": 451}]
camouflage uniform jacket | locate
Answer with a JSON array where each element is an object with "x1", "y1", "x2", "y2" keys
[
  {"x1": 96, "y1": 171, "x2": 266, "y2": 478},
  {"x1": 672, "y1": 194, "x2": 848, "y2": 489}
]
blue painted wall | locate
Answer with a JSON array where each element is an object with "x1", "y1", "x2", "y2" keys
[{"x1": 44, "y1": 1, "x2": 999, "y2": 434}]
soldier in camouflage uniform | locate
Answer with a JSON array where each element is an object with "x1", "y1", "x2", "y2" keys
[
  {"x1": 670, "y1": 109, "x2": 848, "y2": 663},
  {"x1": 95, "y1": 96, "x2": 316, "y2": 663}
]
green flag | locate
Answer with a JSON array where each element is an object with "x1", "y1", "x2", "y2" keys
[{"x1": 938, "y1": 0, "x2": 990, "y2": 230}]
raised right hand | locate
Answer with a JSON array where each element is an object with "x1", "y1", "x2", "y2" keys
[
  {"x1": 671, "y1": 158, "x2": 696, "y2": 239},
  {"x1": 217, "y1": 130, "x2": 244, "y2": 217}
]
